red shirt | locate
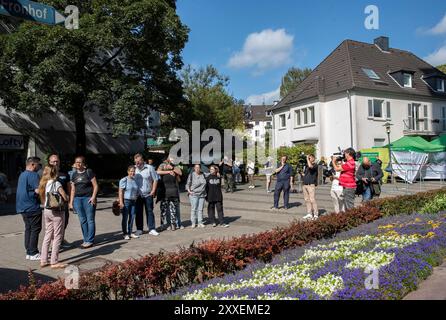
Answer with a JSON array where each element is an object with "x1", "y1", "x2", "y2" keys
[{"x1": 339, "y1": 159, "x2": 356, "y2": 189}]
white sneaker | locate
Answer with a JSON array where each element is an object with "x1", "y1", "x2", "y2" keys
[
  {"x1": 28, "y1": 253, "x2": 41, "y2": 261},
  {"x1": 130, "y1": 233, "x2": 140, "y2": 239},
  {"x1": 124, "y1": 235, "x2": 130, "y2": 240},
  {"x1": 149, "y1": 229, "x2": 159, "y2": 236},
  {"x1": 198, "y1": 223, "x2": 205, "y2": 228},
  {"x1": 135, "y1": 230, "x2": 143, "y2": 236},
  {"x1": 191, "y1": 224, "x2": 196, "y2": 228},
  {"x1": 303, "y1": 214, "x2": 313, "y2": 220},
  {"x1": 26, "y1": 255, "x2": 30, "y2": 260}
]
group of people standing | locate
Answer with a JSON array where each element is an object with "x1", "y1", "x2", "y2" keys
[
  {"x1": 16, "y1": 154, "x2": 97, "y2": 268},
  {"x1": 117, "y1": 155, "x2": 229, "y2": 240},
  {"x1": 270, "y1": 148, "x2": 384, "y2": 220}
]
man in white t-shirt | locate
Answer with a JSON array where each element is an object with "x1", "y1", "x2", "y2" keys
[
  {"x1": 134, "y1": 154, "x2": 160, "y2": 236},
  {"x1": 329, "y1": 159, "x2": 344, "y2": 213}
]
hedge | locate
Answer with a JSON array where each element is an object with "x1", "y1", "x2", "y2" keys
[{"x1": 1, "y1": 188, "x2": 445, "y2": 300}]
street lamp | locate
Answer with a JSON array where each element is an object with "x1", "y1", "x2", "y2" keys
[{"x1": 383, "y1": 122, "x2": 393, "y2": 176}]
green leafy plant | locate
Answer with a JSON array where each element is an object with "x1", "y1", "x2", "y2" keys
[{"x1": 419, "y1": 193, "x2": 446, "y2": 214}]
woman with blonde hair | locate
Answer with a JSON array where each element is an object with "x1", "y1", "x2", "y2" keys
[{"x1": 38, "y1": 165, "x2": 68, "y2": 268}]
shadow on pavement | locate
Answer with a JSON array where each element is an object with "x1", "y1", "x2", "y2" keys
[{"x1": 0, "y1": 267, "x2": 55, "y2": 294}]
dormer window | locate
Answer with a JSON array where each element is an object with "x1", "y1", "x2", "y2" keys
[
  {"x1": 362, "y1": 68, "x2": 380, "y2": 80},
  {"x1": 437, "y1": 78, "x2": 445, "y2": 92},
  {"x1": 403, "y1": 73, "x2": 413, "y2": 88}
]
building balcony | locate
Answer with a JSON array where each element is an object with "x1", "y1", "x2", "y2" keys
[{"x1": 403, "y1": 119, "x2": 444, "y2": 136}]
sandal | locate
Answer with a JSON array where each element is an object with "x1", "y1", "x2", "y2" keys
[{"x1": 50, "y1": 263, "x2": 67, "y2": 269}]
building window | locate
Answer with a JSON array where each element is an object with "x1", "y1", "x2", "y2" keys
[
  {"x1": 368, "y1": 99, "x2": 384, "y2": 118},
  {"x1": 255, "y1": 130, "x2": 259, "y2": 137},
  {"x1": 442, "y1": 107, "x2": 446, "y2": 131},
  {"x1": 309, "y1": 106, "x2": 315, "y2": 123},
  {"x1": 407, "y1": 103, "x2": 429, "y2": 131},
  {"x1": 362, "y1": 68, "x2": 380, "y2": 80},
  {"x1": 374, "y1": 139, "x2": 385, "y2": 147},
  {"x1": 266, "y1": 121, "x2": 271, "y2": 128},
  {"x1": 255, "y1": 121, "x2": 259, "y2": 126},
  {"x1": 437, "y1": 79, "x2": 445, "y2": 92},
  {"x1": 403, "y1": 73, "x2": 413, "y2": 88},
  {"x1": 302, "y1": 109, "x2": 308, "y2": 125},
  {"x1": 294, "y1": 107, "x2": 316, "y2": 127},
  {"x1": 295, "y1": 110, "x2": 301, "y2": 127},
  {"x1": 279, "y1": 114, "x2": 286, "y2": 128},
  {"x1": 386, "y1": 101, "x2": 391, "y2": 119}
]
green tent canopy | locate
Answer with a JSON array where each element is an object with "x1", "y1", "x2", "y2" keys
[
  {"x1": 430, "y1": 134, "x2": 446, "y2": 151},
  {"x1": 377, "y1": 136, "x2": 445, "y2": 153}
]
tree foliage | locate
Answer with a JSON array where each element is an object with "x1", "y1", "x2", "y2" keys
[
  {"x1": 280, "y1": 67, "x2": 312, "y2": 99},
  {"x1": 164, "y1": 65, "x2": 244, "y2": 134},
  {"x1": 0, "y1": 0, "x2": 189, "y2": 155},
  {"x1": 437, "y1": 64, "x2": 446, "y2": 74}
]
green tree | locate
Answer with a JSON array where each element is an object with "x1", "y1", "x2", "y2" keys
[
  {"x1": 280, "y1": 67, "x2": 312, "y2": 99},
  {"x1": 437, "y1": 64, "x2": 446, "y2": 74},
  {"x1": 0, "y1": 0, "x2": 189, "y2": 155},
  {"x1": 171, "y1": 65, "x2": 244, "y2": 133}
]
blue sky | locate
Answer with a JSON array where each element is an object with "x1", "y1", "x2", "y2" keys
[{"x1": 177, "y1": 0, "x2": 446, "y2": 104}]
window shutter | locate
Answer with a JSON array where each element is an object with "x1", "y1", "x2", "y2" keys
[
  {"x1": 368, "y1": 100, "x2": 373, "y2": 117},
  {"x1": 386, "y1": 102, "x2": 391, "y2": 119},
  {"x1": 408, "y1": 104, "x2": 412, "y2": 116},
  {"x1": 424, "y1": 105, "x2": 428, "y2": 130}
]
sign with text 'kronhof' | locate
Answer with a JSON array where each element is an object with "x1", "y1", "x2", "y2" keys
[{"x1": 0, "y1": 0, "x2": 65, "y2": 25}]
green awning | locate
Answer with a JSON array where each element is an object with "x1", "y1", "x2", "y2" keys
[
  {"x1": 430, "y1": 134, "x2": 446, "y2": 152},
  {"x1": 378, "y1": 136, "x2": 445, "y2": 153}
]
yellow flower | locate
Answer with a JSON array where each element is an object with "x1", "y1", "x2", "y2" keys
[
  {"x1": 378, "y1": 224, "x2": 395, "y2": 230},
  {"x1": 424, "y1": 232, "x2": 436, "y2": 239}
]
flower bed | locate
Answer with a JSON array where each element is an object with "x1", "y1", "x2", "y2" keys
[
  {"x1": 1, "y1": 188, "x2": 445, "y2": 300},
  {"x1": 156, "y1": 214, "x2": 446, "y2": 300}
]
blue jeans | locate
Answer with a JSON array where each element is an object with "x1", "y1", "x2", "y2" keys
[
  {"x1": 73, "y1": 196, "x2": 96, "y2": 244},
  {"x1": 362, "y1": 185, "x2": 373, "y2": 202},
  {"x1": 189, "y1": 195, "x2": 205, "y2": 225},
  {"x1": 122, "y1": 199, "x2": 136, "y2": 235},
  {"x1": 274, "y1": 180, "x2": 290, "y2": 209},
  {"x1": 136, "y1": 196, "x2": 155, "y2": 231}
]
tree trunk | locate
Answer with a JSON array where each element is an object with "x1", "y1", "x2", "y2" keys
[{"x1": 74, "y1": 109, "x2": 87, "y2": 156}]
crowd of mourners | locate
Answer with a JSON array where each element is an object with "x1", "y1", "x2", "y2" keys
[{"x1": 15, "y1": 148, "x2": 382, "y2": 269}]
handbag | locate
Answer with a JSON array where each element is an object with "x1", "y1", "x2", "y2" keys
[
  {"x1": 372, "y1": 182, "x2": 381, "y2": 196},
  {"x1": 47, "y1": 182, "x2": 65, "y2": 210},
  {"x1": 112, "y1": 200, "x2": 121, "y2": 216}
]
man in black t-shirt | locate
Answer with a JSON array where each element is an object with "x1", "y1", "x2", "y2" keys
[
  {"x1": 48, "y1": 154, "x2": 71, "y2": 246},
  {"x1": 219, "y1": 156, "x2": 234, "y2": 193},
  {"x1": 302, "y1": 154, "x2": 319, "y2": 220}
]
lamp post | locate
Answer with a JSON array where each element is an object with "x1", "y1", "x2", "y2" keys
[{"x1": 383, "y1": 122, "x2": 393, "y2": 180}]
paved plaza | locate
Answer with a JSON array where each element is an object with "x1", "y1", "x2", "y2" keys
[{"x1": 0, "y1": 179, "x2": 444, "y2": 293}]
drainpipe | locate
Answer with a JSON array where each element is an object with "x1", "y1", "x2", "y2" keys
[
  {"x1": 347, "y1": 90, "x2": 353, "y2": 147},
  {"x1": 271, "y1": 110, "x2": 275, "y2": 152}
]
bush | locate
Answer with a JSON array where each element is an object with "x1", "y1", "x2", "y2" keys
[
  {"x1": 419, "y1": 193, "x2": 446, "y2": 214},
  {"x1": 1, "y1": 188, "x2": 445, "y2": 300},
  {"x1": 365, "y1": 188, "x2": 446, "y2": 216}
]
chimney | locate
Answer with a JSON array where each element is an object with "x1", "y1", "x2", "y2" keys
[{"x1": 374, "y1": 36, "x2": 389, "y2": 52}]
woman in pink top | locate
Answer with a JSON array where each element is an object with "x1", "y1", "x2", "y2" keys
[{"x1": 332, "y1": 148, "x2": 357, "y2": 211}]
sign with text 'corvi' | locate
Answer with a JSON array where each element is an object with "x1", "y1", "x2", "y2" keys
[
  {"x1": 0, "y1": 135, "x2": 24, "y2": 150},
  {"x1": 0, "y1": 0, "x2": 65, "y2": 25}
]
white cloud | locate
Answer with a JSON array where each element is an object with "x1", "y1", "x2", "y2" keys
[
  {"x1": 246, "y1": 88, "x2": 280, "y2": 105},
  {"x1": 228, "y1": 29, "x2": 294, "y2": 72},
  {"x1": 424, "y1": 45, "x2": 446, "y2": 66},
  {"x1": 426, "y1": 13, "x2": 446, "y2": 35}
]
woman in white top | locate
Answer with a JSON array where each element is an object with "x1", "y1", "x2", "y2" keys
[
  {"x1": 38, "y1": 165, "x2": 68, "y2": 268},
  {"x1": 247, "y1": 161, "x2": 255, "y2": 189},
  {"x1": 329, "y1": 160, "x2": 345, "y2": 213}
]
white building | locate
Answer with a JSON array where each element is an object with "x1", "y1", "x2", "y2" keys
[
  {"x1": 244, "y1": 104, "x2": 272, "y2": 143},
  {"x1": 270, "y1": 37, "x2": 446, "y2": 158}
]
